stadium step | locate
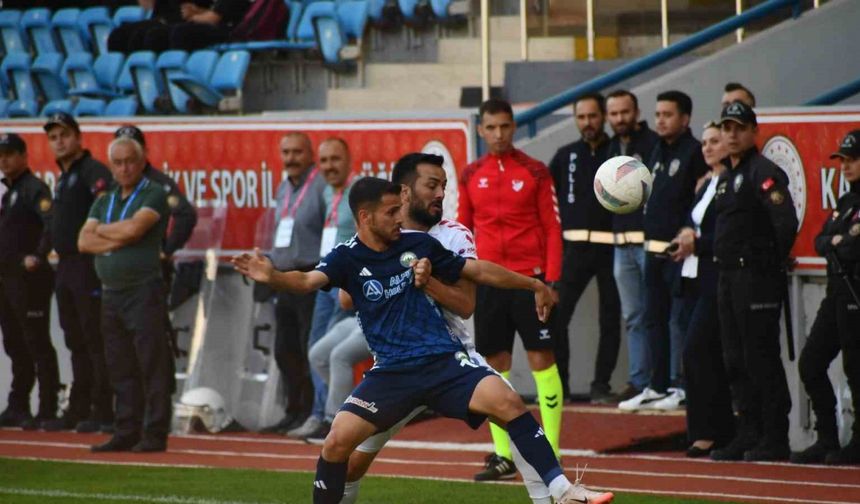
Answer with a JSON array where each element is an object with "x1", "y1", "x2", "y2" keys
[
  {"x1": 436, "y1": 37, "x2": 575, "y2": 64},
  {"x1": 327, "y1": 86, "x2": 463, "y2": 110}
]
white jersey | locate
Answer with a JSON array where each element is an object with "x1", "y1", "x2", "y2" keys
[{"x1": 427, "y1": 219, "x2": 479, "y2": 355}]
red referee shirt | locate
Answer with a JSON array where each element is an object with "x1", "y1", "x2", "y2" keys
[{"x1": 458, "y1": 148, "x2": 562, "y2": 282}]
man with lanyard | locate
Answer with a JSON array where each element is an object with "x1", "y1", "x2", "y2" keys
[
  {"x1": 459, "y1": 98, "x2": 564, "y2": 481},
  {"x1": 548, "y1": 93, "x2": 621, "y2": 404},
  {"x1": 79, "y1": 136, "x2": 172, "y2": 453},
  {"x1": 43, "y1": 113, "x2": 115, "y2": 433},
  {"x1": 287, "y1": 137, "x2": 357, "y2": 441},
  {"x1": 619, "y1": 91, "x2": 707, "y2": 412},
  {"x1": 605, "y1": 89, "x2": 660, "y2": 402},
  {"x1": 0, "y1": 133, "x2": 60, "y2": 429},
  {"x1": 261, "y1": 132, "x2": 327, "y2": 434},
  {"x1": 113, "y1": 125, "x2": 197, "y2": 380},
  {"x1": 792, "y1": 130, "x2": 860, "y2": 466},
  {"x1": 710, "y1": 101, "x2": 797, "y2": 462}
]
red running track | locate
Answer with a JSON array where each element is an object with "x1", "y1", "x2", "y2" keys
[{"x1": 0, "y1": 406, "x2": 858, "y2": 504}]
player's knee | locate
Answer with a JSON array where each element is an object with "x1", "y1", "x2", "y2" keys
[
  {"x1": 496, "y1": 388, "x2": 527, "y2": 420},
  {"x1": 321, "y1": 427, "x2": 353, "y2": 462}
]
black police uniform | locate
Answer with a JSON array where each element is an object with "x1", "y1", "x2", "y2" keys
[
  {"x1": 52, "y1": 150, "x2": 115, "y2": 426},
  {"x1": 795, "y1": 180, "x2": 860, "y2": 463},
  {"x1": 608, "y1": 121, "x2": 660, "y2": 247},
  {"x1": 549, "y1": 134, "x2": 621, "y2": 399},
  {"x1": 643, "y1": 128, "x2": 708, "y2": 394},
  {"x1": 712, "y1": 148, "x2": 798, "y2": 460},
  {"x1": 0, "y1": 170, "x2": 60, "y2": 422}
]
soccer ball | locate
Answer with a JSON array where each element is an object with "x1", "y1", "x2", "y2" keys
[{"x1": 593, "y1": 156, "x2": 653, "y2": 214}]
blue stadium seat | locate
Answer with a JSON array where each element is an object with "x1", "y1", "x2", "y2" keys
[
  {"x1": 0, "y1": 10, "x2": 28, "y2": 55},
  {"x1": 79, "y1": 7, "x2": 112, "y2": 55},
  {"x1": 430, "y1": 0, "x2": 468, "y2": 20},
  {"x1": 1, "y1": 52, "x2": 38, "y2": 117},
  {"x1": 125, "y1": 51, "x2": 165, "y2": 113},
  {"x1": 212, "y1": 2, "x2": 312, "y2": 52},
  {"x1": 105, "y1": 96, "x2": 138, "y2": 116},
  {"x1": 156, "y1": 50, "x2": 190, "y2": 113},
  {"x1": 32, "y1": 52, "x2": 67, "y2": 102},
  {"x1": 65, "y1": 52, "x2": 125, "y2": 98},
  {"x1": 296, "y1": 2, "x2": 336, "y2": 46},
  {"x1": 53, "y1": 8, "x2": 87, "y2": 55},
  {"x1": 314, "y1": 1, "x2": 366, "y2": 66},
  {"x1": 398, "y1": 0, "x2": 433, "y2": 25},
  {"x1": 0, "y1": 98, "x2": 9, "y2": 118},
  {"x1": 171, "y1": 50, "x2": 249, "y2": 110},
  {"x1": 366, "y1": 0, "x2": 398, "y2": 27},
  {"x1": 21, "y1": 8, "x2": 60, "y2": 56},
  {"x1": 74, "y1": 97, "x2": 107, "y2": 116},
  {"x1": 41, "y1": 99, "x2": 74, "y2": 116},
  {"x1": 113, "y1": 6, "x2": 148, "y2": 27}
]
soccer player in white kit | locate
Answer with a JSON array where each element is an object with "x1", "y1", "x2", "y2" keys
[{"x1": 338, "y1": 154, "x2": 607, "y2": 504}]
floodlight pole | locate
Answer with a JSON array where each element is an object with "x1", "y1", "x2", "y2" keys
[{"x1": 481, "y1": 0, "x2": 490, "y2": 101}]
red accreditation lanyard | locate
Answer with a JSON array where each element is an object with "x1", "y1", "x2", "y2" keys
[{"x1": 281, "y1": 168, "x2": 319, "y2": 219}]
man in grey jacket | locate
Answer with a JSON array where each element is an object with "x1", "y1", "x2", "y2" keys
[{"x1": 262, "y1": 132, "x2": 327, "y2": 434}]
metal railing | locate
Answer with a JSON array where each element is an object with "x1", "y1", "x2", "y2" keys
[
  {"x1": 806, "y1": 78, "x2": 860, "y2": 106},
  {"x1": 515, "y1": 0, "x2": 804, "y2": 138}
]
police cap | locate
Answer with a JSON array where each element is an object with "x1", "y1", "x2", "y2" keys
[
  {"x1": 114, "y1": 125, "x2": 146, "y2": 147},
  {"x1": 719, "y1": 100, "x2": 757, "y2": 127},
  {"x1": 830, "y1": 130, "x2": 860, "y2": 160},
  {"x1": 43, "y1": 112, "x2": 80, "y2": 133},
  {"x1": 0, "y1": 133, "x2": 26, "y2": 153}
]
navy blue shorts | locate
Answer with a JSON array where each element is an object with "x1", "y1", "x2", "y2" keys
[{"x1": 339, "y1": 351, "x2": 496, "y2": 432}]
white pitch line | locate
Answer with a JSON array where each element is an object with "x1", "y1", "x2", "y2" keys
[
  {"x1": 0, "y1": 487, "x2": 275, "y2": 504},
  {"x1": 596, "y1": 485, "x2": 859, "y2": 504},
  {"x1": 2, "y1": 440, "x2": 856, "y2": 491}
]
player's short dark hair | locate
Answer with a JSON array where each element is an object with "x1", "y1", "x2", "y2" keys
[
  {"x1": 574, "y1": 92, "x2": 606, "y2": 114},
  {"x1": 478, "y1": 98, "x2": 514, "y2": 122},
  {"x1": 723, "y1": 82, "x2": 757, "y2": 107},
  {"x1": 348, "y1": 177, "x2": 402, "y2": 215},
  {"x1": 391, "y1": 153, "x2": 444, "y2": 187},
  {"x1": 606, "y1": 89, "x2": 639, "y2": 110},
  {"x1": 657, "y1": 90, "x2": 693, "y2": 116}
]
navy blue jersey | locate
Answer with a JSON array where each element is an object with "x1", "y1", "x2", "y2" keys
[{"x1": 316, "y1": 232, "x2": 467, "y2": 370}]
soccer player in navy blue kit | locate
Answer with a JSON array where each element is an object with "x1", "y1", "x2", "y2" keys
[{"x1": 233, "y1": 177, "x2": 614, "y2": 504}]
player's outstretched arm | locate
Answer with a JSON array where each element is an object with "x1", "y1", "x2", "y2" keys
[
  {"x1": 231, "y1": 248, "x2": 329, "y2": 293},
  {"x1": 460, "y1": 259, "x2": 556, "y2": 321}
]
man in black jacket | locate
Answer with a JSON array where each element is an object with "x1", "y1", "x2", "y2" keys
[
  {"x1": 710, "y1": 101, "x2": 798, "y2": 462},
  {"x1": 605, "y1": 89, "x2": 660, "y2": 402},
  {"x1": 618, "y1": 91, "x2": 707, "y2": 413},
  {"x1": 549, "y1": 93, "x2": 621, "y2": 404},
  {"x1": 791, "y1": 130, "x2": 860, "y2": 465},
  {"x1": 0, "y1": 134, "x2": 60, "y2": 429},
  {"x1": 43, "y1": 113, "x2": 115, "y2": 433}
]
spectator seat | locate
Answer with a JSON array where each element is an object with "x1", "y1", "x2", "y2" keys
[
  {"x1": 0, "y1": 10, "x2": 27, "y2": 55},
  {"x1": 1, "y1": 52, "x2": 38, "y2": 117},
  {"x1": 155, "y1": 50, "x2": 190, "y2": 112},
  {"x1": 170, "y1": 50, "x2": 250, "y2": 110},
  {"x1": 79, "y1": 7, "x2": 112, "y2": 55},
  {"x1": 105, "y1": 96, "x2": 138, "y2": 116},
  {"x1": 53, "y1": 8, "x2": 87, "y2": 54},
  {"x1": 113, "y1": 6, "x2": 149, "y2": 27},
  {"x1": 32, "y1": 52, "x2": 67, "y2": 102},
  {"x1": 125, "y1": 51, "x2": 165, "y2": 113},
  {"x1": 65, "y1": 52, "x2": 126, "y2": 98},
  {"x1": 41, "y1": 99, "x2": 74, "y2": 116},
  {"x1": 74, "y1": 97, "x2": 107, "y2": 116},
  {"x1": 21, "y1": 8, "x2": 59, "y2": 56}
]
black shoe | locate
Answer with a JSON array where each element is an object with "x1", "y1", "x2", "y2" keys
[
  {"x1": 711, "y1": 433, "x2": 758, "y2": 461},
  {"x1": 589, "y1": 384, "x2": 615, "y2": 405},
  {"x1": 75, "y1": 419, "x2": 102, "y2": 433},
  {"x1": 744, "y1": 443, "x2": 790, "y2": 462},
  {"x1": 132, "y1": 437, "x2": 167, "y2": 453},
  {"x1": 790, "y1": 440, "x2": 839, "y2": 464},
  {"x1": 473, "y1": 453, "x2": 517, "y2": 481},
  {"x1": 42, "y1": 411, "x2": 79, "y2": 432},
  {"x1": 825, "y1": 440, "x2": 860, "y2": 465},
  {"x1": 0, "y1": 408, "x2": 33, "y2": 428},
  {"x1": 686, "y1": 444, "x2": 714, "y2": 458},
  {"x1": 300, "y1": 421, "x2": 331, "y2": 442},
  {"x1": 260, "y1": 414, "x2": 301, "y2": 434},
  {"x1": 101, "y1": 423, "x2": 116, "y2": 434},
  {"x1": 91, "y1": 435, "x2": 140, "y2": 453}
]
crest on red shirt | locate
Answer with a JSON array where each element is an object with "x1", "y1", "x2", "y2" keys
[{"x1": 512, "y1": 180, "x2": 524, "y2": 192}]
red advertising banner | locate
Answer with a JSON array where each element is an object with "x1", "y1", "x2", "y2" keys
[
  {"x1": 6, "y1": 117, "x2": 473, "y2": 254},
  {"x1": 757, "y1": 107, "x2": 860, "y2": 273}
]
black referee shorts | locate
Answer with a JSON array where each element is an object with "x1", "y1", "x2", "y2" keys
[{"x1": 474, "y1": 281, "x2": 554, "y2": 356}]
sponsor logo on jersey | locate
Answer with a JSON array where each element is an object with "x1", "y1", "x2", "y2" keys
[{"x1": 362, "y1": 279, "x2": 384, "y2": 302}]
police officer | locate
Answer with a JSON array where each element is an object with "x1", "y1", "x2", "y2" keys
[
  {"x1": 0, "y1": 133, "x2": 60, "y2": 428},
  {"x1": 114, "y1": 125, "x2": 197, "y2": 376},
  {"x1": 710, "y1": 101, "x2": 798, "y2": 462},
  {"x1": 113, "y1": 125, "x2": 197, "y2": 262},
  {"x1": 549, "y1": 93, "x2": 621, "y2": 404},
  {"x1": 605, "y1": 89, "x2": 660, "y2": 401},
  {"x1": 791, "y1": 130, "x2": 860, "y2": 465},
  {"x1": 619, "y1": 91, "x2": 707, "y2": 412},
  {"x1": 44, "y1": 113, "x2": 114, "y2": 433}
]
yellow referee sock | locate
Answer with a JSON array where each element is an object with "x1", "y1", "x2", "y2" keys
[
  {"x1": 532, "y1": 364, "x2": 562, "y2": 457},
  {"x1": 489, "y1": 370, "x2": 513, "y2": 460}
]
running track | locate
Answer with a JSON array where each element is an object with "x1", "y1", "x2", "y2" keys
[{"x1": 1, "y1": 406, "x2": 858, "y2": 504}]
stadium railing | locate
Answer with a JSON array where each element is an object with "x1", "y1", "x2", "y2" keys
[
  {"x1": 806, "y1": 78, "x2": 860, "y2": 106},
  {"x1": 514, "y1": 0, "x2": 804, "y2": 139}
]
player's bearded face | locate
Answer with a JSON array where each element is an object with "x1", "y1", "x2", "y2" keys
[
  {"x1": 408, "y1": 164, "x2": 446, "y2": 227},
  {"x1": 369, "y1": 194, "x2": 403, "y2": 243}
]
